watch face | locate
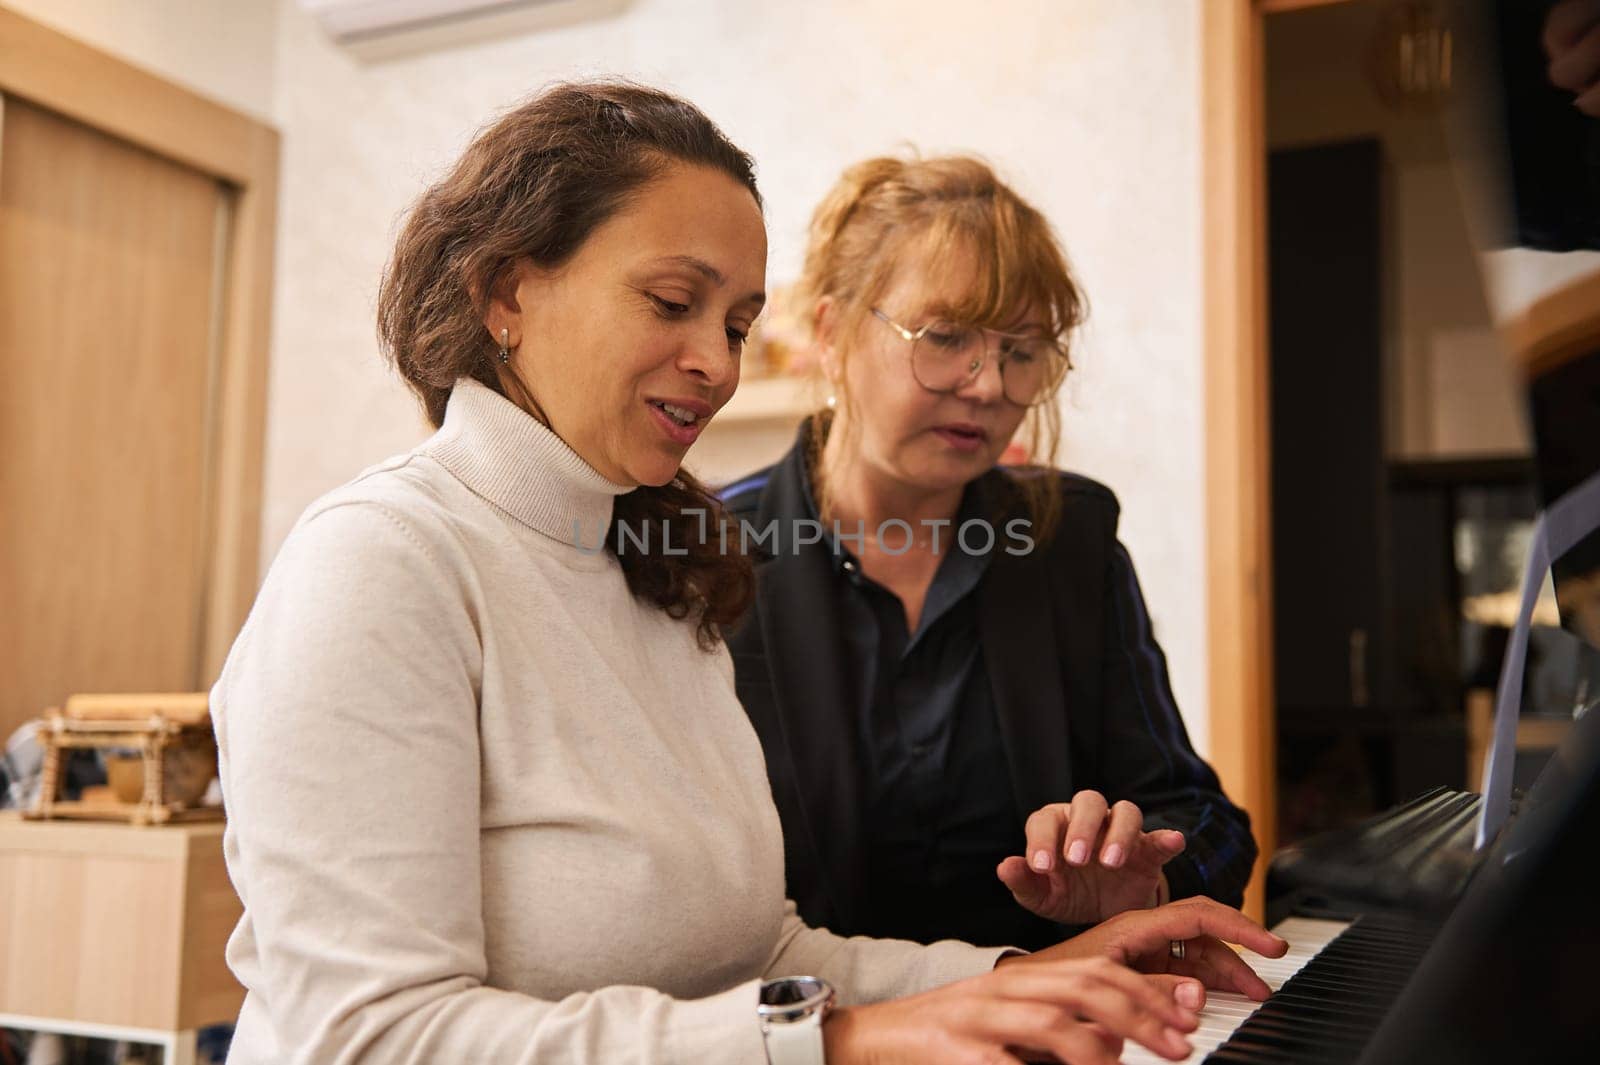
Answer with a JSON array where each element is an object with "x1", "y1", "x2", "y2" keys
[{"x1": 758, "y1": 976, "x2": 834, "y2": 1018}]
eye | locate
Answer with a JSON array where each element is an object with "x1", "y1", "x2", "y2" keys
[
  {"x1": 650, "y1": 294, "x2": 691, "y2": 316},
  {"x1": 924, "y1": 325, "x2": 971, "y2": 349},
  {"x1": 726, "y1": 326, "x2": 748, "y2": 352}
]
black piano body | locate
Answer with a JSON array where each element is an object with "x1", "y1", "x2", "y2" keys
[{"x1": 1227, "y1": 692, "x2": 1600, "y2": 1064}]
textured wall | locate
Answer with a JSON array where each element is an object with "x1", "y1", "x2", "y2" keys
[
  {"x1": 263, "y1": 0, "x2": 1211, "y2": 747},
  {"x1": 4, "y1": 0, "x2": 1212, "y2": 749}
]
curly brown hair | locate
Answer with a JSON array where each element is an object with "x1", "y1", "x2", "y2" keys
[{"x1": 376, "y1": 80, "x2": 758, "y2": 647}]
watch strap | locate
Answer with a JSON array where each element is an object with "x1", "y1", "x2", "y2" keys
[{"x1": 761, "y1": 1013, "x2": 826, "y2": 1065}]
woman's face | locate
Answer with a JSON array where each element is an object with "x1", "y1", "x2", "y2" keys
[
  {"x1": 828, "y1": 242, "x2": 1036, "y2": 496},
  {"x1": 498, "y1": 163, "x2": 768, "y2": 487}
]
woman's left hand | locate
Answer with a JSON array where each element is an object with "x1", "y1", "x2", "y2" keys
[{"x1": 997, "y1": 791, "x2": 1187, "y2": 925}]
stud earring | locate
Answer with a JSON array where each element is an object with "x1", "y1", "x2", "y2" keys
[
  {"x1": 498, "y1": 328, "x2": 511, "y2": 365},
  {"x1": 826, "y1": 394, "x2": 837, "y2": 409}
]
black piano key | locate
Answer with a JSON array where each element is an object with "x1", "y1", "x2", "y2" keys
[{"x1": 1204, "y1": 913, "x2": 1439, "y2": 1065}]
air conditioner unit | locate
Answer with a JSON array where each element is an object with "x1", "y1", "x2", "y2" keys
[{"x1": 298, "y1": 0, "x2": 551, "y2": 43}]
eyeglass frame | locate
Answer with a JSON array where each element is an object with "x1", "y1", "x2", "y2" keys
[{"x1": 868, "y1": 307, "x2": 1073, "y2": 407}]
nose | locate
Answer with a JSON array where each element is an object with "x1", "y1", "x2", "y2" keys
[
  {"x1": 954, "y1": 336, "x2": 1006, "y2": 404},
  {"x1": 676, "y1": 324, "x2": 739, "y2": 391}
]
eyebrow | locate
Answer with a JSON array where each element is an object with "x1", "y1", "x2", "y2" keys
[
  {"x1": 657, "y1": 255, "x2": 725, "y2": 285},
  {"x1": 651, "y1": 255, "x2": 766, "y2": 306}
]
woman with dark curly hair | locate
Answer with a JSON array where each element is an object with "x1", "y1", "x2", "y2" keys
[{"x1": 212, "y1": 81, "x2": 1282, "y2": 1065}]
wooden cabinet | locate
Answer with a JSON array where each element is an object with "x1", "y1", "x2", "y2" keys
[{"x1": 0, "y1": 813, "x2": 242, "y2": 1062}]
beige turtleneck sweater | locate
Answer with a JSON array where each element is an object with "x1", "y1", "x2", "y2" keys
[{"x1": 212, "y1": 378, "x2": 1008, "y2": 1064}]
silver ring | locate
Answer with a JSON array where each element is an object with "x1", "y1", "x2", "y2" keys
[{"x1": 1169, "y1": 939, "x2": 1186, "y2": 961}]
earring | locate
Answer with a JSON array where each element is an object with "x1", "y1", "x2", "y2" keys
[
  {"x1": 498, "y1": 328, "x2": 510, "y2": 365},
  {"x1": 826, "y1": 394, "x2": 837, "y2": 409}
]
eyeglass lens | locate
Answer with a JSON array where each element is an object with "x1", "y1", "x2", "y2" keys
[{"x1": 911, "y1": 322, "x2": 1062, "y2": 405}]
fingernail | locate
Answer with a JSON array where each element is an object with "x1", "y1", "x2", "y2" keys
[
  {"x1": 1176, "y1": 981, "x2": 1202, "y2": 1009},
  {"x1": 1032, "y1": 849, "x2": 1051, "y2": 871},
  {"x1": 1101, "y1": 843, "x2": 1123, "y2": 867},
  {"x1": 1067, "y1": 840, "x2": 1088, "y2": 865},
  {"x1": 1165, "y1": 1028, "x2": 1192, "y2": 1055}
]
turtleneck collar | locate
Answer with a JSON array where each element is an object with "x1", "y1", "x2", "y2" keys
[{"x1": 424, "y1": 376, "x2": 632, "y2": 547}]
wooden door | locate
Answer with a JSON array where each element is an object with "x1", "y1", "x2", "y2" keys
[
  {"x1": 0, "y1": 95, "x2": 228, "y2": 739},
  {"x1": 0, "y1": 8, "x2": 277, "y2": 750}
]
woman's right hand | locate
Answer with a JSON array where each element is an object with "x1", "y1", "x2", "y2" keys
[{"x1": 821, "y1": 955, "x2": 1201, "y2": 1065}]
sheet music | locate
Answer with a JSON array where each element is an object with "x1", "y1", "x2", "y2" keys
[{"x1": 1476, "y1": 467, "x2": 1600, "y2": 848}]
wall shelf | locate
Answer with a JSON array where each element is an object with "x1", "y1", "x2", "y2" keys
[{"x1": 714, "y1": 375, "x2": 814, "y2": 425}]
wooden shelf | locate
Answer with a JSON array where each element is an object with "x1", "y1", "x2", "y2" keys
[
  {"x1": 1502, "y1": 266, "x2": 1600, "y2": 378},
  {"x1": 715, "y1": 375, "x2": 814, "y2": 425}
]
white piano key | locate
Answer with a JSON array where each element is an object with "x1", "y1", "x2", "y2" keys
[{"x1": 1120, "y1": 916, "x2": 1353, "y2": 1064}]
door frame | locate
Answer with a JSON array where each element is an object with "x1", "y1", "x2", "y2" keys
[
  {"x1": 1202, "y1": 0, "x2": 1354, "y2": 917},
  {"x1": 0, "y1": 8, "x2": 279, "y2": 684}
]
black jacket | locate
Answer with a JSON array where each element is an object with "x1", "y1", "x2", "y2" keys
[{"x1": 720, "y1": 437, "x2": 1257, "y2": 938}]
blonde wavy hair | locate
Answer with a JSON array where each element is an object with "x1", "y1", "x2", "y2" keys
[{"x1": 797, "y1": 154, "x2": 1086, "y2": 541}]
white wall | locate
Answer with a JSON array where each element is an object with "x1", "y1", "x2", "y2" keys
[
  {"x1": 0, "y1": 0, "x2": 278, "y2": 121},
  {"x1": 3, "y1": 0, "x2": 1213, "y2": 749},
  {"x1": 264, "y1": 0, "x2": 1212, "y2": 747}
]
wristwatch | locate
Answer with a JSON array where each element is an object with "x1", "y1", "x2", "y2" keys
[{"x1": 758, "y1": 976, "x2": 835, "y2": 1065}]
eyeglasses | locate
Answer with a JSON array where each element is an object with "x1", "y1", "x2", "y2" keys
[{"x1": 870, "y1": 307, "x2": 1071, "y2": 407}]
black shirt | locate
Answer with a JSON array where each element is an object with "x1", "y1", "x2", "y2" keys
[
  {"x1": 803, "y1": 474, "x2": 1070, "y2": 948},
  {"x1": 721, "y1": 426, "x2": 1258, "y2": 946}
]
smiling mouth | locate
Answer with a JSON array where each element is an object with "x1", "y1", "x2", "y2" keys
[{"x1": 650, "y1": 400, "x2": 703, "y2": 428}]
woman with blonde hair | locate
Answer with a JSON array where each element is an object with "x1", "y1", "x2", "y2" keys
[
  {"x1": 723, "y1": 155, "x2": 1257, "y2": 952},
  {"x1": 214, "y1": 84, "x2": 1282, "y2": 1065}
]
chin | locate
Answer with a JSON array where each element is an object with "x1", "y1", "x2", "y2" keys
[
  {"x1": 908, "y1": 464, "x2": 978, "y2": 494},
  {"x1": 630, "y1": 454, "x2": 685, "y2": 489}
]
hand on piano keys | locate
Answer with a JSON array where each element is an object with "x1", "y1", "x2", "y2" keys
[
  {"x1": 1019, "y1": 897, "x2": 1292, "y2": 1003},
  {"x1": 1120, "y1": 916, "x2": 1352, "y2": 1064}
]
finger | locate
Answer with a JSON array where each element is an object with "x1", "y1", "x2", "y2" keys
[
  {"x1": 1064, "y1": 790, "x2": 1110, "y2": 867},
  {"x1": 1016, "y1": 1025, "x2": 1126, "y2": 1065},
  {"x1": 1153, "y1": 828, "x2": 1187, "y2": 855},
  {"x1": 997, "y1": 856, "x2": 1052, "y2": 910},
  {"x1": 1126, "y1": 829, "x2": 1187, "y2": 875},
  {"x1": 1548, "y1": 20, "x2": 1600, "y2": 93},
  {"x1": 1178, "y1": 936, "x2": 1274, "y2": 1002},
  {"x1": 1098, "y1": 800, "x2": 1144, "y2": 868},
  {"x1": 1023, "y1": 803, "x2": 1071, "y2": 873},
  {"x1": 1576, "y1": 78, "x2": 1600, "y2": 116},
  {"x1": 1143, "y1": 971, "x2": 1207, "y2": 1011},
  {"x1": 1023, "y1": 1022, "x2": 1129, "y2": 1065},
  {"x1": 1058, "y1": 976, "x2": 1195, "y2": 1061},
  {"x1": 994, "y1": 959, "x2": 1196, "y2": 1033},
  {"x1": 962, "y1": 1000, "x2": 1120, "y2": 1065},
  {"x1": 987, "y1": 980, "x2": 1186, "y2": 1064},
  {"x1": 1135, "y1": 898, "x2": 1289, "y2": 960},
  {"x1": 1545, "y1": 0, "x2": 1600, "y2": 56},
  {"x1": 944, "y1": 1037, "x2": 1025, "y2": 1065},
  {"x1": 1079, "y1": 1020, "x2": 1125, "y2": 1055}
]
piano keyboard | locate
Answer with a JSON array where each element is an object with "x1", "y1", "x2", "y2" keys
[{"x1": 1121, "y1": 916, "x2": 1351, "y2": 1064}]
